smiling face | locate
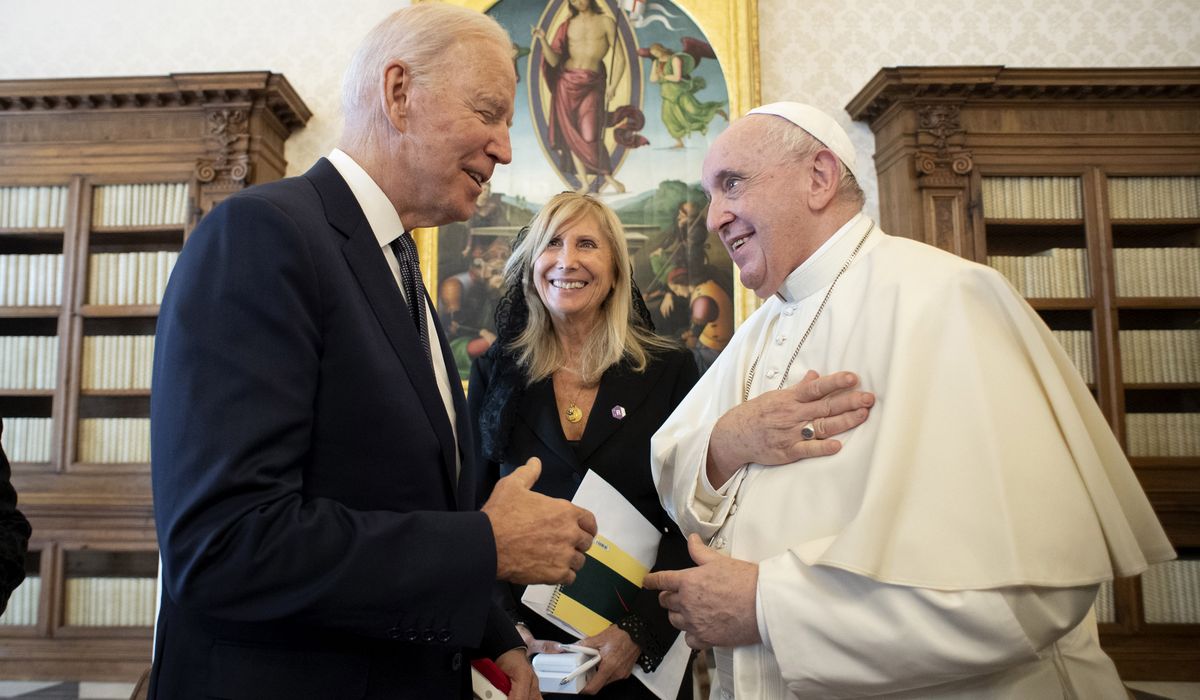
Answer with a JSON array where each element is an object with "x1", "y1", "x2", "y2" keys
[
  {"x1": 702, "y1": 116, "x2": 819, "y2": 298},
  {"x1": 398, "y1": 39, "x2": 516, "y2": 228},
  {"x1": 533, "y1": 213, "x2": 616, "y2": 329}
]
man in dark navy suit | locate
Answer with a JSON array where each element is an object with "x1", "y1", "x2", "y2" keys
[{"x1": 149, "y1": 5, "x2": 596, "y2": 699}]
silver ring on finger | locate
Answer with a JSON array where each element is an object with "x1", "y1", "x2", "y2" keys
[{"x1": 800, "y1": 421, "x2": 816, "y2": 440}]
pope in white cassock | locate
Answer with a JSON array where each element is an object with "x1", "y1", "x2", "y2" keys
[{"x1": 644, "y1": 103, "x2": 1176, "y2": 699}]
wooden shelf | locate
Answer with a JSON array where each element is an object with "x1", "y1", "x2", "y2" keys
[
  {"x1": 983, "y1": 218, "x2": 1085, "y2": 227},
  {"x1": 1025, "y1": 298, "x2": 1096, "y2": 310},
  {"x1": 0, "y1": 306, "x2": 60, "y2": 318},
  {"x1": 1116, "y1": 298, "x2": 1200, "y2": 309},
  {"x1": 79, "y1": 389, "x2": 151, "y2": 398},
  {"x1": 78, "y1": 305, "x2": 160, "y2": 318}
]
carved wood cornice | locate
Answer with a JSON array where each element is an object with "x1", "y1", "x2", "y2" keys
[
  {"x1": 846, "y1": 66, "x2": 1200, "y2": 123},
  {"x1": 0, "y1": 72, "x2": 311, "y2": 132}
]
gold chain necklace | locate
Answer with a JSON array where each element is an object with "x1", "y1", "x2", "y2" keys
[
  {"x1": 557, "y1": 366, "x2": 588, "y2": 424},
  {"x1": 742, "y1": 223, "x2": 874, "y2": 403}
]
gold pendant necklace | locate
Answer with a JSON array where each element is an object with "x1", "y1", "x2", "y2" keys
[{"x1": 558, "y1": 366, "x2": 587, "y2": 423}]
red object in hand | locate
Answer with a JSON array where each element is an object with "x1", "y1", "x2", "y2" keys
[
  {"x1": 472, "y1": 657, "x2": 513, "y2": 694},
  {"x1": 691, "y1": 294, "x2": 719, "y2": 324}
]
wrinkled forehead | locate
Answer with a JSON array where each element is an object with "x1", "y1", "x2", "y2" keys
[{"x1": 701, "y1": 117, "x2": 772, "y2": 188}]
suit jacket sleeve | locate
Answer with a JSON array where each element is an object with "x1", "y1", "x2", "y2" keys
[
  {"x1": 152, "y1": 193, "x2": 498, "y2": 646},
  {"x1": 0, "y1": 417, "x2": 31, "y2": 614}
]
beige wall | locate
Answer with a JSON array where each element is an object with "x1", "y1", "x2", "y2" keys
[{"x1": 2, "y1": 0, "x2": 1197, "y2": 216}]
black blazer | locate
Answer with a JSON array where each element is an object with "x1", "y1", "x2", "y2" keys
[
  {"x1": 150, "y1": 159, "x2": 519, "y2": 699},
  {"x1": 468, "y1": 344, "x2": 699, "y2": 699},
  {"x1": 0, "y1": 417, "x2": 31, "y2": 614}
]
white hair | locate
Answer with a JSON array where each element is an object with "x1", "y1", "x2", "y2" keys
[{"x1": 340, "y1": 4, "x2": 512, "y2": 143}]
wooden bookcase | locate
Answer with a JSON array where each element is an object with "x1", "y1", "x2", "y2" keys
[
  {"x1": 847, "y1": 66, "x2": 1200, "y2": 680},
  {"x1": 0, "y1": 73, "x2": 310, "y2": 680}
]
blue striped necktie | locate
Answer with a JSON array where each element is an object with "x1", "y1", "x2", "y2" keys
[{"x1": 390, "y1": 232, "x2": 431, "y2": 365}]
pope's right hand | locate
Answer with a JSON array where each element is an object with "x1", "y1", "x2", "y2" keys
[
  {"x1": 706, "y1": 370, "x2": 874, "y2": 486},
  {"x1": 483, "y1": 458, "x2": 598, "y2": 585}
]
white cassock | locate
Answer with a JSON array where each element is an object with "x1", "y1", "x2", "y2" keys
[{"x1": 652, "y1": 214, "x2": 1175, "y2": 699}]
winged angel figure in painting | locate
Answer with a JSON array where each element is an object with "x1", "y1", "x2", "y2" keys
[{"x1": 641, "y1": 37, "x2": 727, "y2": 149}]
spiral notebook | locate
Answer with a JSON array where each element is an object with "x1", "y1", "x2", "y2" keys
[
  {"x1": 546, "y1": 534, "x2": 648, "y2": 637},
  {"x1": 520, "y1": 470, "x2": 691, "y2": 700}
]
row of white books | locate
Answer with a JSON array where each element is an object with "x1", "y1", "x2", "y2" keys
[
  {"x1": 0, "y1": 576, "x2": 40, "y2": 626},
  {"x1": 1142, "y1": 558, "x2": 1200, "y2": 624},
  {"x1": 92, "y1": 183, "x2": 189, "y2": 228},
  {"x1": 1126, "y1": 413, "x2": 1200, "y2": 457},
  {"x1": 0, "y1": 336, "x2": 58, "y2": 390},
  {"x1": 0, "y1": 186, "x2": 69, "y2": 229},
  {"x1": 0, "y1": 254, "x2": 64, "y2": 306},
  {"x1": 86, "y1": 251, "x2": 179, "y2": 306},
  {"x1": 81, "y1": 335, "x2": 155, "y2": 391},
  {"x1": 77, "y1": 418, "x2": 150, "y2": 463},
  {"x1": 986, "y1": 249, "x2": 1089, "y2": 298},
  {"x1": 1119, "y1": 330, "x2": 1200, "y2": 384},
  {"x1": 0, "y1": 417, "x2": 53, "y2": 463},
  {"x1": 63, "y1": 576, "x2": 157, "y2": 627},
  {"x1": 981, "y1": 177, "x2": 1082, "y2": 219},
  {"x1": 1109, "y1": 177, "x2": 1200, "y2": 220},
  {"x1": 1113, "y1": 248, "x2": 1200, "y2": 297},
  {"x1": 1049, "y1": 330, "x2": 1094, "y2": 384}
]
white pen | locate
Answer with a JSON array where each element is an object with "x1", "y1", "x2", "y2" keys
[{"x1": 558, "y1": 652, "x2": 602, "y2": 686}]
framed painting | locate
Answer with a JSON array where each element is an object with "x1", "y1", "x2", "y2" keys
[{"x1": 414, "y1": 0, "x2": 760, "y2": 380}]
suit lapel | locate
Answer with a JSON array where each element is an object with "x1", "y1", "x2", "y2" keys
[
  {"x1": 575, "y1": 362, "x2": 661, "y2": 464},
  {"x1": 306, "y1": 159, "x2": 459, "y2": 493}
]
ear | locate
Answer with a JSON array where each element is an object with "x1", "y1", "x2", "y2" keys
[
  {"x1": 381, "y1": 60, "x2": 412, "y2": 133},
  {"x1": 806, "y1": 148, "x2": 841, "y2": 210}
]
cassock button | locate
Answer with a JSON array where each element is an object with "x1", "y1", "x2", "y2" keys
[
  {"x1": 451, "y1": 652, "x2": 463, "y2": 671},
  {"x1": 765, "y1": 369, "x2": 778, "y2": 379},
  {"x1": 775, "y1": 335, "x2": 787, "y2": 345},
  {"x1": 438, "y1": 629, "x2": 453, "y2": 643},
  {"x1": 405, "y1": 628, "x2": 419, "y2": 642},
  {"x1": 783, "y1": 306, "x2": 796, "y2": 317},
  {"x1": 713, "y1": 536, "x2": 727, "y2": 550},
  {"x1": 386, "y1": 626, "x2": 403, "y2": 640},
  {"x1": 422, "y1": 628, "x2": 436, "y2": 643}
]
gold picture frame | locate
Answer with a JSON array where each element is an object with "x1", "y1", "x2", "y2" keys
[{"x1": 415, "y1": 0, "x2": 760, "y2": 380}]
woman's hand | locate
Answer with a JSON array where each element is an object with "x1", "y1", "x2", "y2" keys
[{"x1": 575, "y1": 624, "x2": 640, "y2": 694}]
